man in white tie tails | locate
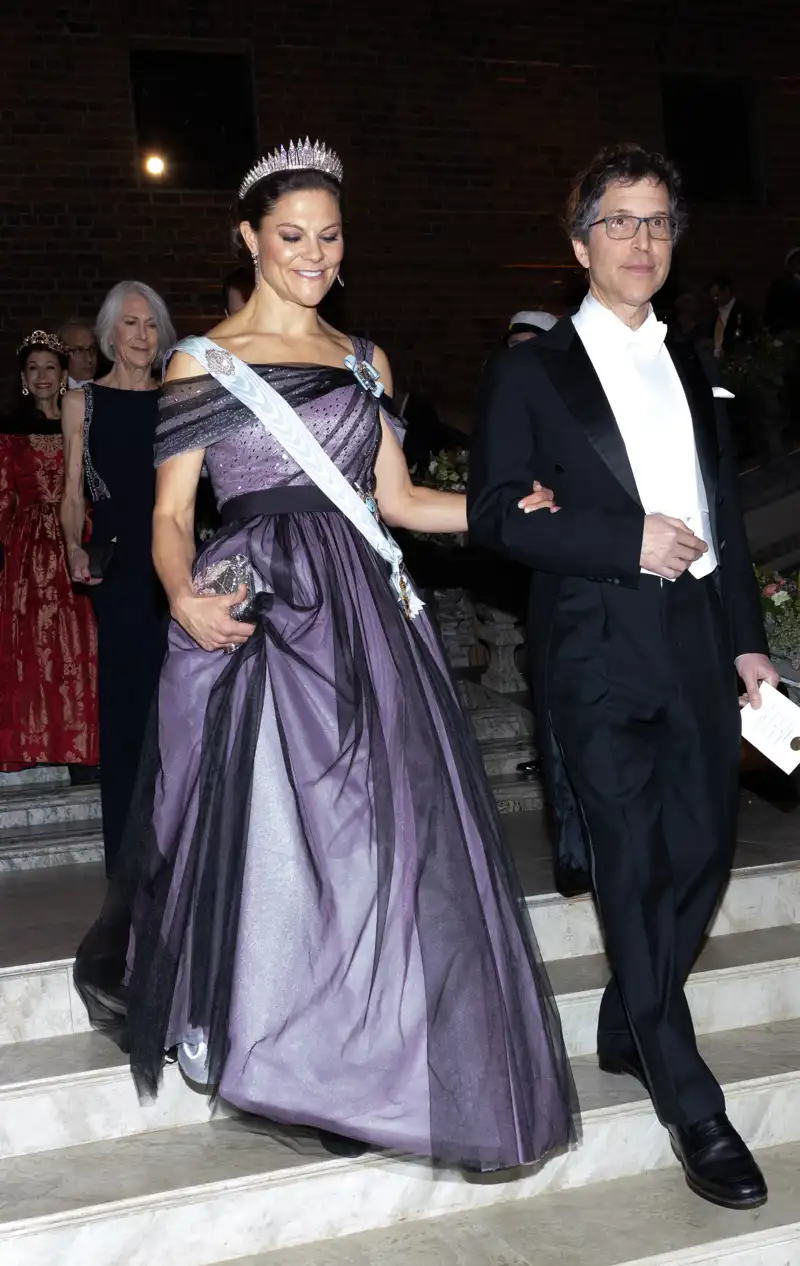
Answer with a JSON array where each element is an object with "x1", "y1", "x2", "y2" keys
[{"x1": 469, "y1": 143, "x2": 777, "y2": 1210}]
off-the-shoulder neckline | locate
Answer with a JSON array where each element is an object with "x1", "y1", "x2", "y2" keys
[{"x1": 164, "y1": 362, "x2": 357, "y2": 386}]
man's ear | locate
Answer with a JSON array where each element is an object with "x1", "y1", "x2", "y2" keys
[{"x1": 572, "y1": 238, "x2": 590, "y2": 271}]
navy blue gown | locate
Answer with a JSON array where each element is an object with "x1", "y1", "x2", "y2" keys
[{"x1": 83, "y1": 384, "x2": 167, "y2": 872}]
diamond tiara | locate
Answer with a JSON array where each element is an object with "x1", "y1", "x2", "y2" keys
[
  {"x1": 17, "y1": 329, "x2": 68, "y2": 357},
  {"x1": 238, "y1": 137, "x2": 344, "y2": 201}
]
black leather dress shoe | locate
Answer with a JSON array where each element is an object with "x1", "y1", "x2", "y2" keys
[
  {"x1": 668, "y1": 1113, "x2": 767, "y2": 1209},
  {"x1": 318, "y1": 1129, "x2": 369, "y2": 1158},
  {"x1": 598, "y1": 1049, "x2": 647, "y2": 1086},
  {"x1": 516, "y1": 758, "x2": 542, "y2": 777},
  {"x1": 461, "y1": 1158, "x2": 518, "y2": 1177}
]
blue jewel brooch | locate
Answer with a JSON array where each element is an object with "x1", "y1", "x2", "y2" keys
[
  {"x1": 344, "y1": 354, "x2": 384, "y2": 398},
  {"x1": 354, "y1": 483, "x2": 379, "y2": 517}
]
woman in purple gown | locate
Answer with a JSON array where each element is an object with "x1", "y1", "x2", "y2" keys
[{"x1": 76, "y1": 140, "x2": 577, "y2": 1172}]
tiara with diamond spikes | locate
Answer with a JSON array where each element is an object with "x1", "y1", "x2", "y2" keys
[
  {"x1": 238, "y1": 137, "x2": 343, "y2": 201},
  {"x1": 17, "y1": 329, "x2": 68, "y2": 358}
]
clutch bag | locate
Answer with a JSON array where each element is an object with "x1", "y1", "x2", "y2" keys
[
  {"x1": 85, "y1": 539, "x2": 116, "y2": 580},
  {"x1": 192, "y1": 553, "x2": 256, "y2": 621}
]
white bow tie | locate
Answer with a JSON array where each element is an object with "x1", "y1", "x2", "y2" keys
[{"x1": 629, "y1": 317, "x2": 668, "y2": 360}]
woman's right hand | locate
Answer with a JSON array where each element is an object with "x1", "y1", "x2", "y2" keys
[
  {"x1": 68, "y1": 546, "x2": 102, "y2": 586},
  {"x1": 173, "y1": 585, "x2": 257, "y2": 653},
  {"x1": 518, "y1": 481, "x2": 560, "y2": 514}
]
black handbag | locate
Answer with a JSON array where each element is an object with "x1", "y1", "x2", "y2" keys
[{"x1": 85, "y1": 539, "x2": 116, "y2": 580}]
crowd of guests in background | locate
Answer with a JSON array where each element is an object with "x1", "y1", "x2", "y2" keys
[
  {"x1": 0, "y1": 281, "x2": 174, "y2": 872},
  {"x1": 0, "y1": 331, "x2": 99, "y2": 776},
  {"x1": 668, "y1": 248, "x2": 800, "y2": 352},
  {"x1": 0, "y1": 246, "x2": 799, "y2": 867}
]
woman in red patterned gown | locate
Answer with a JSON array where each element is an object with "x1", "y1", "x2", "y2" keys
[{"x1": 0, "y1": 331, "x2": 99, "y2": 768}]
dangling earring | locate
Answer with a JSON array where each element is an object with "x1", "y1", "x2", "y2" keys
[
  {"x1": 337, "y1": 273, "x2": 344, "y2": 288},
  {"x1": 21, "y1": 386, "x2": 29, "y2": 396},
  {"x1": 60, "y1": 383, "x2": 67, "y2": 396},
  {"x1": 252, "y1": 251, "x2": 261, "y2": 290}
]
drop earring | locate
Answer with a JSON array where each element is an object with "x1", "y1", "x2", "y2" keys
[
  {"x1": 337, "y1": 273, "x2": 344, "y2": 288},
  {"x1": 60, "y1": 384, "x2": 67, "y2": 396},
  {"x1": 252, "y1": 251, "x2": 261, "y2": 290},
  {"x1": 21, "y1": 386, "x2": 29, "y2": 396}
]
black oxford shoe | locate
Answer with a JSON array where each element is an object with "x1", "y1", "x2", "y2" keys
[
  {"x1": 668, "y1": 1113, "x2": 767, "y2": 1210},
  {"x1": 516, "y1": 758, "x2": 542, "y2": 777},
  {"x1": 318, "y1": 1129, "x2": 369, "y2": 1158}
]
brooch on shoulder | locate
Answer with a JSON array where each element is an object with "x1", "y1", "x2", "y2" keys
[
  {"x1": 206, "y1": 348, "x2": 235, "y2": 377},
  {"x1": 344, "y1": 354, "x2": 384, "y2": 398}
]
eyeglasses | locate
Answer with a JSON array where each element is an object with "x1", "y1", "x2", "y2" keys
[
  {"x1": 68, "y1": 344, "x2": 98, "y2": 356},
  {"x1": 590, "y1": 215, "x2": 676, "y2": 241}
]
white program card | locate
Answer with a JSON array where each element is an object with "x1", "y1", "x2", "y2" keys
[{"x1": 740, "y1": 681, "x2": 800, "y2": 775}]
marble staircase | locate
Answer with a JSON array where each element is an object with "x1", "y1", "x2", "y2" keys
[
  {"x1": 216, "y1": 1148, "x2": 800, "y2": 1266},
  {"x1": 0, "y1": 667, "x2": 544, "y2": 878},
  {"x1": 0, "y1": 780, "x2": 799, "y2": 1264},
  {"x1": 0, "y1": 769, "x2": 102, "y2": 871}
]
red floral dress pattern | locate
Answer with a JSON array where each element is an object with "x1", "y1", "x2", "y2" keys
[{"x1": 0, "y1": 433, "x2": 99, "y2": 765}]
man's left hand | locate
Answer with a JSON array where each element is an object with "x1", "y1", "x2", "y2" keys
[{"x1": 735, "y1": 653, "x2": 780, "y2": 709}]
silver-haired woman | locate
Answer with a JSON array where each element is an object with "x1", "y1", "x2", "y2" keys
[{"x1": 61, "y1": 280, "x2": 175, "y2": 872}]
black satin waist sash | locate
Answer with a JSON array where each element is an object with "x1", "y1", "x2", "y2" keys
[{"x1": 220, "y1": 487, "x2": 337, "y2": 523}]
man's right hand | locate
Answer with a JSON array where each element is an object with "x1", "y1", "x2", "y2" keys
[{"x1": 640, "y1": 513, "x2": 707, "y2": 580}]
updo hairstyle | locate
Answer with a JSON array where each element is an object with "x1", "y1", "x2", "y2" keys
[{"x1": 235, "y1": 169, "x2": 342, "y2": 250}]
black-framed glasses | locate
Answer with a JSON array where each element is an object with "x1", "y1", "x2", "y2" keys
[{"x1": 590, "y1": 214, "x2": 676, "y2": 241}]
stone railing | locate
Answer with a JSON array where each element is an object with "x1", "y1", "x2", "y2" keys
[{"x1": 434, "y1": 589, "x2": 528, "y2": 695}]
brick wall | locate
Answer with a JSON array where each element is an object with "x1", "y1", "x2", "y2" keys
[{"x1": 2, "y1": 0, "x2": 799, "y2": 417}]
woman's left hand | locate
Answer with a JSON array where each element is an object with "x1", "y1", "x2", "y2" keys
[{"x1": 518, "y1": 481, "x2": 560, "y2": 514}]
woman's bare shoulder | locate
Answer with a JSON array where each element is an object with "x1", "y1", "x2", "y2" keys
[
  {"x1": 163, "y1": 350, "x2": 206, "y2": 383},
  {"x1": 370, "y1": 344, "x2": 393, "y2": 394}
]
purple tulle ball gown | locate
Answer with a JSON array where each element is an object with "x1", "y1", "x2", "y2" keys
[{"x1": 75, "y1": 338, "x2": 579, "y2": 1172}]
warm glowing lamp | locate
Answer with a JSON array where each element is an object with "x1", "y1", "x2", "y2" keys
[{"x1": 144, "y1": 154, "x2": 166, "y2": 178}]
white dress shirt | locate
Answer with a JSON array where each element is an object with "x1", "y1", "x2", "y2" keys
[{"x1": 572, "y1": 293, "x2": 717, "y2": 580}]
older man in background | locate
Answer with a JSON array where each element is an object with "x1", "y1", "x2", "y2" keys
[{"x1": 59, "y1": 317, "x2": 99, "y2": 389}]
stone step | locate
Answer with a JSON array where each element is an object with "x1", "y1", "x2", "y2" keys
[
  {"x1": 0, "y1": 768, "x2": 69, "y2": 789},
  {"x1": 0, "y1": 1032, "x2": 213, "y2": 1161},
  {"x1": 225, "y1": 1140, "x2": 800, "y2": 1265},
  {"x1": 550, "y1": 923, "x2": 800, "y2": 1056},
  {"x1": 0, "y1": 864, "x2": 106, "y2": 1046},
  {"x1": 478, "y1": 735, "x2": 536, "y2": 777},
  {"x1": 0, "y1": 821, "x2": 103, "y2": 872},
  {"x1": 469, "y1": 707, "x2": 535, "y2": 742},
  {"x1": 491, "y1": 771, "x2": 546, "y2": 814},
  {"x1": 529, "y1": 857, "x2": 800, "y2": 961},
  {"x1": 0, "y1": 785, "x2": 100, "y2": 833},
  {"x1": 2, "y1": 859, "x2": 799, "y2": 1047},
  {"x1": 1, "y1": 929, "x2": 797, "y2": 1157},
  {"x1": 0, "y1": 1019, "x2": 798, "y2": 1265},
  {"x1": 456, "y1": 679, "x2": 535, "y2": 730}
]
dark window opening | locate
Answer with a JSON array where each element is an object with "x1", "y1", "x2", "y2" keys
[
  {"x1": 662, "y1": 73, "x2": 760, "y2": 206},
  {"x1": 130, "y1": 48, "x2": 257, "y2": 191}
]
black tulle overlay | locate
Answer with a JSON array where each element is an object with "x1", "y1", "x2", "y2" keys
[{"x1": 75, "y1": 348, "x2": 579, "y2": 1169}]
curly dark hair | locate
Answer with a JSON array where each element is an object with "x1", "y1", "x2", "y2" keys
[{"x1": 566, "y1": 143, "x2": 687, "y2": 245}]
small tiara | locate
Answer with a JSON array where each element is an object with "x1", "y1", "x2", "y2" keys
[
  {"x1": 17, "y1": 329, "x2": 68, "y2": 357},
  {"x1": 238, "y1": 137, "x2": 343, "y2": 200}
]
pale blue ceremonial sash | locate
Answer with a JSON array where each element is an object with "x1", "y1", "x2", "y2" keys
[{"x1": 178, "y1": 336, "x2": 423, "y2": 619}]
